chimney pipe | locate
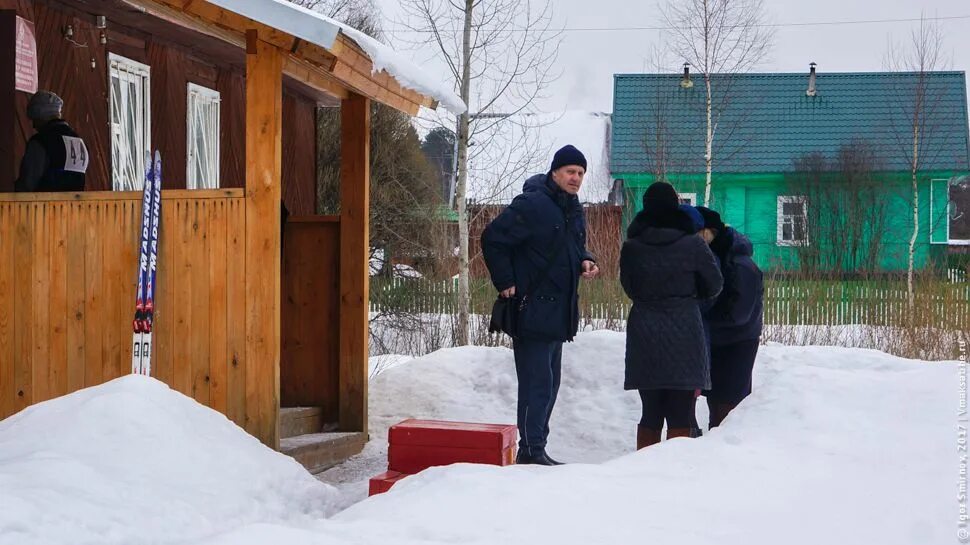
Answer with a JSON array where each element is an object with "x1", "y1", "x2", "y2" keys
[
  {"x1": 680, "y1": 62, "x2": 693, "y2": 89},
  {"x1": 806, "y1": 62, "x2": 818, "y2": 97}
]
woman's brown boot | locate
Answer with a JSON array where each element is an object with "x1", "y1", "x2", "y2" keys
[{"x1": 637, "y1": 425, "x2": 662, "y2": 449}]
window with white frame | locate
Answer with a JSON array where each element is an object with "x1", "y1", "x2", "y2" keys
[
  {"x1": 679, "y1": 193, "x2": 696, "y2": 206},
  {"x1": 777, "y1": 196, "x2": 808, "y2": 246},
  {"x1": 950, "y1": 179, "x2": 970, "y2": 245},
  {"x1": 187, "y1": 83, "x2": 221, "y2": 189},
  {"x1": 109, "y1": 54, "x2": 151, "y2": 191}
]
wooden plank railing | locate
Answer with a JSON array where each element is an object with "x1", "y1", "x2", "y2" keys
[{"x1": 0, "y1": 189, "x2": 251, "y2": 428}]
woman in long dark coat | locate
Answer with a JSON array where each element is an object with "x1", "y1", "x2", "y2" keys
[
  {"x1": 620, "y1": 183, "x2": 723, "y2": 449},
  {"x1": 695, "y1": 207, "x2": 765, "y2": 428}
]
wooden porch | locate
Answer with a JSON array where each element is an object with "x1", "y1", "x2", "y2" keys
[{"x1": 0, "y1": 0, "x2": 444, "y2": 465}]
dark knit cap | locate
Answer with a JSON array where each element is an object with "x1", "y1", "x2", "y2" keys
[
  {"x1": 695, "y1": 206, "x2": 726, "y2": 232},
  {"x1": 27, "y1": 90, "x2": 63, "y2": 120},
  {"x1": 549, "y1": 145, "x2": 587, "y2": 172},
  {"x1": 679, "y1": 204, "x2": 705, "y2": 233},
  {"x1": 642, "y1": 182, "x2": 679, "y2": 215}
]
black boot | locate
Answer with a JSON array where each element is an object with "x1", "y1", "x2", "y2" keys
[
  {"x1": 515, "y1": 448, "x2": 561, "y2": 466},
  {"x1": 542, "y1": 452, "x2": 565, "y2": 465}
]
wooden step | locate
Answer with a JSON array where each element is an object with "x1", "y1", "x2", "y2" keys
[
  {"x1": 280, "y1": 432, "x2": 368, "y2": 474},
  {"x1": 279, "y1": 407, "x2": 324, "y2": 439}
]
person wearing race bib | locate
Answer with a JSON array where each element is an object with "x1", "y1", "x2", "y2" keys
[{"x1": 15, "y1": 90, "x2": 88, "y2": 192}]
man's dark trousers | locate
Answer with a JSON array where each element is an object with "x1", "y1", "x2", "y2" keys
[{"x1": 513, "y1": 338, "x2": 563, "y2": 456}]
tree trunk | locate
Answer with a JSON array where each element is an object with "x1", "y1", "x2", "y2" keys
[
  {"x1": 908, "y1": 168, "x2": 918, "y2": 310},
  {"x1": 704, "y1": 74, "x2": 713, "y2": 206},
  {"x1": 454, "y1": 0, "x2": 474, "y2": 346},
  {"x1": 702, "y1": 0, "x2": 713, "y2": 206},
  {"x1": 907, "y1": 122, "x2": 920, "y2": 310}
]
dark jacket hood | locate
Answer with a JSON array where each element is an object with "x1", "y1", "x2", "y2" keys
[
  {"x1": 523, "y1": 173, "x2": 553, "y2": 195},
  {"x1": 523, "y1": 172, "x2": 577, "y2": 211},
  {"x1": 627, "y1": 208, "x2": 696, "y2": 240}
]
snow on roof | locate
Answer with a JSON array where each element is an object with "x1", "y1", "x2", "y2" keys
[
  {"x1": 465, "y1": 111, "x2": 613, "y2": 205},
  {"x1": 206, "y1": 0, "x2": 466, "y2": 114}
]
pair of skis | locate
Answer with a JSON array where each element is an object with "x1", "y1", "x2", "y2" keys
[{"x1": 132, "y1": 151, "x2": 162, "y2": 376}]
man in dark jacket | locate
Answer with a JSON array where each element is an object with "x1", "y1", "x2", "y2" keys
[
  {"x1": 481, "y1": 145, "x2": 599, "y2": 466},
  {"x1": 621, "y1": 184, "x2": 722, "y2": 449},
  {"x1": 15, "y1": 90, "x2": 88, "y2": 192},
  {"x1": 695, "y1": 207, "x2": 764, "y2": 428}
]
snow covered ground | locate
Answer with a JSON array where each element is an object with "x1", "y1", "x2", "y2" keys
[
  {"x1": 0, "y1": 376, "x2": 338, "y2": 545},
  {"x1": 0, "y1": 331, "x2": 960, "y2": 545}
]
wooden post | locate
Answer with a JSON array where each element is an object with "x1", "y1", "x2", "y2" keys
[
  {"x1": 244, "y1": 30, "x2": 282, "y2": 449},
  {"x1": 0, "y1": 11, "x2": 16, "y2": 191},
  {"x1": 339, "y1": 93, "x2": 370, "y2": 432}
]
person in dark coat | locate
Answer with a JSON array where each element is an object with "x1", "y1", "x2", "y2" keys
[
  {"x1": 695, "y1": 207, "x2": 765, "y2": 428},
  {"x1": 679, "y1": 202, "x2": 707, "y2": 438},
  {"x1": 621, "y1": 183, "x2": 723, "y2": 449},
  {"x1": 15, "y1": 90, "x2": 88, "y2": 192},
  {"x1": 481, "y1": 145, "x2": 599, "y2": 465}
]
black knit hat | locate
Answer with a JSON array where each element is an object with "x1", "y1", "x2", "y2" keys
[
  {"x1": 642, "y1": 182, "x2": 679, "y2": 215},
  {"x1": 549, "y1": 145, "x2": 587, "y2": 172},
  {"x1": 695, "y1": 206, "x2": 726, "y2": 232}
]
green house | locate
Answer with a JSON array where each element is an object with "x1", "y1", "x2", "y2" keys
[{"x1": 611, "y1": 70, "x2": 970, "y2": 272}]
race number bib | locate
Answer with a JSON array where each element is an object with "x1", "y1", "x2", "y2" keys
[{"x1": 62, "y1": 135, "x2": 89, "y2": 174}]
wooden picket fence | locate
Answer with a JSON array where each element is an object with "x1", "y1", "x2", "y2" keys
[{"x1": 370, "y1": 276, "x2": 970, "y2": 330}]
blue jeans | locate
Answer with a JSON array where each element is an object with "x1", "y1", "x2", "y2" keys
[{"x1": 513, "y1": 338, "x2": 563, "y2": 456}]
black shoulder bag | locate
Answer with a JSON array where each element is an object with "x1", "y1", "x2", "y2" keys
[{"x1": 488, "y1": 232, "x2": 568, "y2": 338}]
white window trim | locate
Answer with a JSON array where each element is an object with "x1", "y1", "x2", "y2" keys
[
  {"x1": 931, "y1": 178, "x2": 970, "y2": 246},
  {"x1": 186, "y1": 83, "x2": 221, "y2": 190},
  {"x1": 777, "y1": 195, "x2": 809, "y2": 247},
  {"x1": 678, "y1": 193, "x2": 696, "y2": 206},
  {"x1": 109, "y1": 53, "x2": 151, "y2": 191}
]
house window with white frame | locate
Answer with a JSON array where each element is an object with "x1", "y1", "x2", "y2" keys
[
  {"x1": 946, "y1": 178, "x2": 970, "y2": 245},
  {"x1": 777, "y1": 195, "x2": 808, "y2": 246},
  {"x1": 109, "y1": 54, "x2": 151, "y2": 191},
  {"x1": 187, "y1": 83, "x2": 221, "y2": 189}
]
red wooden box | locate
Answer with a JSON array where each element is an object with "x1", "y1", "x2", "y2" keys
[
  {"x1": 368, "y1": 470, "x2": 410, "y2": 496},
  {"x1": 388, "y1": 443, "x2": 516, "y2": 474},
  {"x1": 388, "y1": 419, "x2": 517, "y2": 450}
]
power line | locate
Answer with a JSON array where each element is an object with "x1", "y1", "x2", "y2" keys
[{"x1": 382, "y1": 14, "x2": 970, "y2": 34}]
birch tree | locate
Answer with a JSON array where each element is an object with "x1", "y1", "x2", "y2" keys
[
  {"x1": 396, "y1": 0, "x2": 562, "y2": 345},
  {"x1": 885, "y1": 17, "x2": 947, "y2": 306},
  {"x1": 661, "y1": 0, "x2": 773, "y2": 205}
]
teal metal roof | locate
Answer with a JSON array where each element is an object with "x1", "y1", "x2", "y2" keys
[{"x1": 611, "y1": 71, "x2": 970, "y2": 174}]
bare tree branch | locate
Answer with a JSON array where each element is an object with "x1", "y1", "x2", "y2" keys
[
  {"x1": 394, "y1": 0, "x2": 563, "y2": 345},
  {"x1": 662, "y1": 0, "x2": 773, "y2": 205},
  {"x1": 884, "y1": 15, "x2": 950, "y2": 306}
]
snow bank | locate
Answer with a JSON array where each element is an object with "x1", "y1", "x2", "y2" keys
[
  {"x1": 332, "y1": 335, "x2": 955, "y2": 545},
  {"x1": 2, "y1": 334, "x2": 959, "y2": 545},
  {"x1": 0, "y1": 376, "x2": 337, "y2": 545},
  {"x1": 314, "y1": 333, "x2": 957, "y2": 545}
]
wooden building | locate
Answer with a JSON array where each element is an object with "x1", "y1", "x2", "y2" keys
[
  {"x1": 0, "y1": 0, "x2": 453, "y2": 467},
  {"x1": 611, "y1": 70, "x2": 970, "y2": 273}
]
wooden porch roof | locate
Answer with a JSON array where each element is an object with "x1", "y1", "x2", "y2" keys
[{"x1": 73, "y1": 0, "x2": 438, "y2": 115}]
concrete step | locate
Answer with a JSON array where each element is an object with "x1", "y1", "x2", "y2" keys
[
  {"x1": 279, "y1": 407, "x2": 324, "y2": 439},
  {"x1": 280, "y1": 432, "x2": 368, "y2": 474}
]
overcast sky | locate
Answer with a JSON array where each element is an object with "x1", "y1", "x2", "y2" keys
[{"x1": 374, "y1": 0, "x2": 970, "y2": 115}]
